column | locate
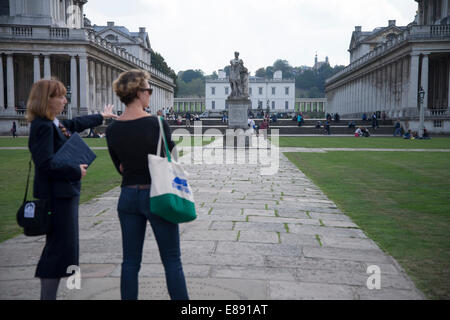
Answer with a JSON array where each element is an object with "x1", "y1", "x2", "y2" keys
[
  {"x1": 370, "y1": 72, "x2": 375, "y2": 113},
  {"x1": 89, "y1": 59, "x2": 96, "y2": 114},
  {"x1": 0, "y1": 55, "x2": 4, "y2": 109},
  {"x1": 421, "y1": 54, "x2": 429, "y2": 109},
  {"x1": 70, "y1": 55, "x2": 78, "y2": 118},
  {"x1": 101, "y1": 63, "x2": 106, "y2": 108},
  {"x1": 95, "y1": 62, "x2": 101, "y2": 112},
  {"x1": 442, "y1": 0, "x2": 448, "y2": 19},
  {"x1": 408, "y1": 54, "x2": 420, "y2": 110},
  {"x1": 6, "y1": 53, "x2": 14, "y2": 111},
  {"x1": 78, "y1": 54, "x2": 89, "y2": 115},
  {"x1": 33, "y1": 54, "x2": 41, "y2": 82},
  {"x1": 364, "y1": 75, "x2": 369, "y2": 113},
  {"x1": 448, "y1": 59, "x2": 450, "y2": 109},
  {"x1": 419, "y1": 54, "x2": 429, "y2": 136},
  {"x1": 44, "y1": 55, "x2": 51, "y2": 79},
  {"x1": 106, "y1": 65, "x2": 112, "y2": 105}
]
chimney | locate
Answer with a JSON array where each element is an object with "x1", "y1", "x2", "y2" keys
[
  {"x1": 107, "y1": 21, "x2": 114, "y2": 27},
  {"x1": 355, "y1": 26, "x2": 362, "y2": 32},
  {"x1": 388, "y1": 20, "x2": 396, "y2": 27},
  {"x1": 139, "y1": 27, "x2": 146, "y2": 33}
]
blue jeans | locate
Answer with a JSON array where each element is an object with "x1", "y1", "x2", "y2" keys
[{"x1": 117, "y1": 187, "x2": 189, "y2": 300}]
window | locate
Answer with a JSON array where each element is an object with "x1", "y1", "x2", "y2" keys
[
  {"x1": 271, "y1": 101, "x2": 275, "y2": 109},
  {"x1": 105, "y1": 34, "x2": 117, "y2": 42},
  {"x1": 285, "y1": 101, "x2": 289, "y2": 110},
  {"x1": 285, "y1": 87, "x2": 289, "y2": 95},
  {"x1": 434, "y1": 120, "x2": 442, "y2": 128},
  {"x1": 225, "y1": 87, "x2": 229, "y2": 95},
  {"x1": 249, "y1": 87, "x2": 252, "y2": 95},
  {"x1": 211, "y1": 87, "x2": 215, "y2": 95},
  {"x1": 272, "y1": 87, "x2": 276, "y2": 95},
  {"x1": 212, "y1": 101, "x2": 215, "y2": 109},
  {"x1": 259, "y1": 87, "x2": 263, "y2": 95}
]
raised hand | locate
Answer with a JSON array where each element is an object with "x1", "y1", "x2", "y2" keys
[{"x1": 101, "y1": 104, "x2": 118, "y2": 119}]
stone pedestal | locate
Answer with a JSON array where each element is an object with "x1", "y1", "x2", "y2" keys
[
  {"x1": 227, "y1": 98, "x2": 250, "y2": 129},
  {"x1": 225, "y1": 128, "x2": 252, "y2": 148}
]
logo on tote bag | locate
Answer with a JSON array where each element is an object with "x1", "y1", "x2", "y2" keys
[{"x1": 172, "y1": 177, "x2": 191, "y2": 194}]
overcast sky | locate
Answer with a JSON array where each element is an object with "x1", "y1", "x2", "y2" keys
[{"x1": 84, "y1": 0, "x2": 418, "y2": 75}]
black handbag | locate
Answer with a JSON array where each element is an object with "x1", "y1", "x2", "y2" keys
[{"x1": 16, "y1": 159, "x2": 52, "y2": 236}]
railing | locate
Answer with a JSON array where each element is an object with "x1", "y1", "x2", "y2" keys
[
  {"x1": 427, "y1": 109, "x2": 449, "y2": 117},
  {"x1": 50, "y1": 28, "x2": 69, "y2": 38},
  {"x1": 326, "y1": 24, "x2": 450, "y2": 84},
  {"x1": 0, "y1": 24, "x2": 174, "y2": 86},
  {"x1": 12, "y1": 26, "x2": 32, "y2": 37}
]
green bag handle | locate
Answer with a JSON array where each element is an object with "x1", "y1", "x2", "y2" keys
[{"x1": 157, "y1": 116, "x2": 172, "y2": 163}]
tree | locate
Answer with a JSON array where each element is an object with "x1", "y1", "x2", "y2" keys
[
  {"x1": 150, "y1": 49, "x2": 176, "y2": 80},
  {"x1": 180, "y1": 69, "x2": 204, "y2": 83},
  {"x1": 255, "y1": 68, "x2": 266, "y2": 78},
  {"x1": 273, "y1": 59, "x2": 294, "y2": 79},
  {"x1": 176, "y1": 78, "x2": 204, "y2": 97},
  {"x1": 265, "y1": 66, "x2": 274, "y2": 79},
  {"x1": 223, "y1": 66, "x2": 230, "y2": 77}
]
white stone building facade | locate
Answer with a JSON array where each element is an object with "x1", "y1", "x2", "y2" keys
[
  {"x1": 205, "y1": 70, "x2": 295, "y2": 112},
  {"x1": 0, "y1": 0, "x2": 175, "y2": 135},
  {"x1": 325, "y1": 0, "x2": 450, "y2": 133}
]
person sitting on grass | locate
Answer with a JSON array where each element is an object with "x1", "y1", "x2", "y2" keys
[
  {"x1": 361, "y1": 127, "x2": 370, "y2": 137},
  {"x1": 403, "y1": 129, "x2": 412, "y2": 139},
  {"x1": 355, "y1": 127, "x2": 362, "y2": 137}
]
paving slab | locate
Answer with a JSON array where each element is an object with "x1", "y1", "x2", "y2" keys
[{"x1": 0, "y1": 138, "x2": 425, "y2": 300}]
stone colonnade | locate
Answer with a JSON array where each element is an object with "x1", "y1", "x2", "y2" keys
[
  {"x1": 173, "y1": 99, "x2": 205, "y2": 113},
  {"x1": 0, "y1": 52, "x2": 174, "y2": 117},
  {"x1": 295, "y1": 99, "x2": 327, "y2": 113},
  {"x1": 327, "y1": 52, "x2": 450, "y2": 119}
]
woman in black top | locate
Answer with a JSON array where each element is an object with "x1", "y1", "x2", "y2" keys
[
  {"x1": 26, "y1": 79, "x2": 117, "y2": 299},
  {"x1": 106, "y1": 69, "x2": 188, "y2": 300}
]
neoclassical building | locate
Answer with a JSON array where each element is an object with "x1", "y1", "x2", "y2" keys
[
  {"x1": 205, "y1": 70, "x2": 296, "y2": 112},
  {"x1": 0, "y1": 0, "x2": 175, "y2": 134},
  {"x1": 325, "y1": 0, "x2": 450, "y2": 133}
]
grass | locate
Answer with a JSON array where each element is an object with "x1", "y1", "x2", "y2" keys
[
  {"x1": 271, "y1": 137, "x2": 450, "y2": 149},
  {"x1": 0, "y1": 137, "x2": 107, "y2": 148},
  {"x1": 0, "y1": 150, "x2": 121, "y2": 243},
  {"x1": 284, "y1": 151, "x2": 450, "y2": 300},
  {"x1": 0, "y1": 135, "x2": 212, "y2": 243}
]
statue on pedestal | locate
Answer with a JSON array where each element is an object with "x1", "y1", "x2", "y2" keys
[{"x1": 229, "y1": 52, "x2": 249, "y2": 99}]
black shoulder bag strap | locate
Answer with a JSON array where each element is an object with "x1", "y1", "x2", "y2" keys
[{"x1": 22, "y1": 158, "x2": 33, "y2": 205}]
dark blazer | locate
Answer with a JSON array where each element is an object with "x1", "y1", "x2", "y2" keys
[{"x1": 28, "y1": 114, "x2": 104, "y2": 199}]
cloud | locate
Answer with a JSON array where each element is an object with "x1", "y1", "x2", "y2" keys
[{"x1": 84, "y1": 0, "x2": 417, "y2": 75}]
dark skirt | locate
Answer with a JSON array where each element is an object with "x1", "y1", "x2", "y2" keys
[{"x1": 35, "y1": 196, "x2": 80, "y2": 278}]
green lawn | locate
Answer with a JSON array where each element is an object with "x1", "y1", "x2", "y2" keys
[
  {"x1": 272, "y1": 137, "x2": 450, "y2": 149},
  {"x1": 0, "y1": 150, "x2": 121, "y2": 243},
  {"x1": 0, "y1": 136, "x2": 212, "y2": 243},
  {"x1": 284, "y1": 151, "x2": 450, "y2": 300},
  {"x1": 0, "y1": 137, "x2": 107, "y2": 148}
]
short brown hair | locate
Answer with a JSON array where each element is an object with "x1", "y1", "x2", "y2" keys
[
  {"x1": 113, "y1": 69, "x2": 151, "y2": 105},
  {"x1": 26, "y1": 79, "x2": 67, "y2": 122}
]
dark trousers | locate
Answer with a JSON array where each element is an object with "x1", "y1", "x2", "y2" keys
[
  {"x1": 117, "y1": 187, "x2": 189, "y2": 300},
  {"x1": 35, "y1": 196, "x2": 80, "y2": 278}
]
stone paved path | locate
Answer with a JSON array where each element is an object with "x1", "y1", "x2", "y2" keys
[{"x1": 0, "y1": 138, "x2": 425, "y2": 300}]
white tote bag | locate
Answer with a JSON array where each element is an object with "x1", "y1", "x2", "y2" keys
[{"x1": 148, "y1": 116, "x2": 196, "y2": 224}]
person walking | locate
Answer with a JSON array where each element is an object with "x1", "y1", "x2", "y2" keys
[
  {"x1": 11, "y1": 121, "x2": 17, "y2": 138},
  {"x1": 297, "y1": 113, "x2": 303, "y2": 127},
  {"x1": 26, "y1": 78, "x2": 117, "y2": 300},
  {"x1": 394, "y1": 119, "x2": 402, "y2": 137},
  {"x1": 106, "y1": 69, "x2": 189, "y2": 300},
  {"x1": 185, "y1": 111, "x2": 191, "y2": 128}
]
